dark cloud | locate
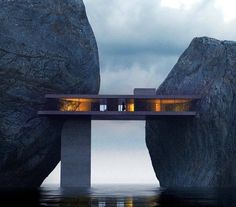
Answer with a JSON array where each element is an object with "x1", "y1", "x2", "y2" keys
[
  {"x1": 84, "y1": 0, "x2": 236, "y2": 93},
  {"x1": 85, "y1": 0, "x2": 235, "y2": 56}
]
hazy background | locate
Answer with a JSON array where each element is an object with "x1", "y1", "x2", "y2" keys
[{"x1": 43, "y1": 0, "x2": 236, "y2": 185}]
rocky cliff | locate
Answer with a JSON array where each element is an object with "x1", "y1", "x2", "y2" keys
[
  {"x1": 146, "y1": 37, "x2": 236, "y2": 187},
  {"x1": 0, "y1": 0, "x2": 100, "y2": 187}
]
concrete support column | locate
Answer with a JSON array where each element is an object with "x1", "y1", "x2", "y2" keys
[{"x1": 61, "y1": 118, "x2": 91, "y2": 188}]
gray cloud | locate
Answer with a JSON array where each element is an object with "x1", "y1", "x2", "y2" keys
[
  {"x1": 85, "y1": 0, "x2": 235, "y2": 54},
  {"x1": 84, "y1": 0, "x2": 236, "y2": 93}
]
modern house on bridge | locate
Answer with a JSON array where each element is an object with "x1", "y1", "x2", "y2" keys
[{"x1": 38, "y1": 88, "x2": 200, "y2": 188}]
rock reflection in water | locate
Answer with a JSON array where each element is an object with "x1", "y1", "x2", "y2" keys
[{"x1": 1, "y1": 185, "x2": 236, "y2": 206}]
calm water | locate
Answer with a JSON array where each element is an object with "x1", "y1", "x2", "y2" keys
[{"x1": 0, "y1": 184, "x2": 236, "y2": 206}]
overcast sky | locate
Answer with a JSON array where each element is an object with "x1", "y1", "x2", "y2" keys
[
  {"x1": 43, "y1": 0, "x2": 236, "y2": 185},
  {"x1": 84, "y1": 0, "x2": 236, "y2": 94}
]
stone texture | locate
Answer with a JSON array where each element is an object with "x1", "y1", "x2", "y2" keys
[
  {"x1": 146, "y1": 37, "x2": 236, "y2": 187},
  {"x1": 0, "y1": 0, "x2": 100, "y2": 187}
]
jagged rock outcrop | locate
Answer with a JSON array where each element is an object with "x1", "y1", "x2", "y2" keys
[
  {"x1": 0, "y1": 0, "x2": 100, "y2": 187},
  {"x1": 146, "y1": 37, "x2": 236, "y2": 187}
]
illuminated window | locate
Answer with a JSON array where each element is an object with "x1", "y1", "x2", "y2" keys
[
  {"x1": 127, "y1": 103, "x2": 135, "y2": 112},
  {"x1": 60, "y1": 98, "x2": 92, "y2": 112},
  {"x1": 59, "y1": 98, "x2": 193, "y2": 112},
  {"x1": 155, "y1": 100, "x2": 161, "y2": 112},
  {"x1": 160, "y1": 99, "x2": 191, "y2": 111}
]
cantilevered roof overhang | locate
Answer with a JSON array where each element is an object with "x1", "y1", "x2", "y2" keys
[{"x1": 44, "y1": 94, "x2": 200, "y2": 99}]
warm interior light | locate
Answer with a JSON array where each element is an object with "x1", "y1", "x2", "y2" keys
[
  {"x1": 125, "y1": 198, "x2": 133, "y2": 207},
  {"x1": 126, "y1": 99, "x2": 135, "y2": 112},
  {"x1": 160, "y1": 99, "x2": 190, "y2": 104},
  {"x1": 160, "y1": 99, "x2": 191, "y2": 111},
  {"x1": 60, "y1": 98, "x2": 93, "y2": 111},
  {"x1": 59, "y1": 98, "x2": 192, "y2": 112},
  {"x1": 127, "y1": 103, "x2": 135, "y2": 112},
  {"x1": 155, "y1": 100, "x2": 161, "y2": 111},
  {"x1": 149, "y1": 99, "x2": 192, "y2": 112},
  {"x1": 62, "y1": 98, "x2": 92, "y2": 102}
]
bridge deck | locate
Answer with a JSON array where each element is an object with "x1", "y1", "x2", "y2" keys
[{"x1": 38, "y1": 110, "x2": 197, "y2": 120}]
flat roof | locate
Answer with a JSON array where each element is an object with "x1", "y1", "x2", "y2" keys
[{"x1": 45, "y1": 94, "x2": 201, "y2": 99}]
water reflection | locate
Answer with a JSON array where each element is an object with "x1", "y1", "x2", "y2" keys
[
  {"x1": 1, "y1": 185, "x2": 236, "y2": 206},
  {"x1": 91, "y1": 197, "x2": 157, "y2": 207}
]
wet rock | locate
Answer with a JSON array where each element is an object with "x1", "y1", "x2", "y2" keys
[
  {"x1": 146, "y1": 37, "x2": 236, "y2": 187},
  {"x1": 0, "y1": 0, "x2": 100, "y2": 187}
]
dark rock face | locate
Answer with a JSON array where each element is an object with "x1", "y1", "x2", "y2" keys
[
  {"x1": 146, "y1": 37, "x2": 236, "y2": 187},
  {"x1": 0, "y1": 0, "x2": 100, "y2": 187}
]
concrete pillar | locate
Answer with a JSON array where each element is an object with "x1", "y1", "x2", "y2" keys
[{"x1": 61, "y1": 119, "x2": 91, "y2": 188}]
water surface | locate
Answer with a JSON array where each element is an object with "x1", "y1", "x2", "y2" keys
[{"x1": 1, "y1": 184, "x2": 236, "y2": 206}]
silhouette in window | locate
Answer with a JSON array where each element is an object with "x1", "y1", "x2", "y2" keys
[{"x1": 122, "y1": 102, "x2": 126, "y2": 111}]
